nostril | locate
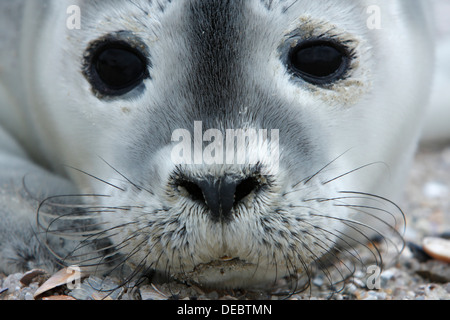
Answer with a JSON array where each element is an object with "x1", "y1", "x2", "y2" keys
[
  {"x1": 172, "y1": 173, "x2": 265, "y2": 222},
  {"x1": 178, "y1": 177, "x2": 260, "y2": 206},
  {"x1": 177, "y1": 180, "x2": 205, "y2": 203},
  {"x1": 234, "y1": 177, "x2": 260, "y2": 205}
]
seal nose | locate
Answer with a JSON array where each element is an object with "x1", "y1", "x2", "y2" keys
[{"x1": 176, "y1": 175, "x2": 260, "y2": 222}]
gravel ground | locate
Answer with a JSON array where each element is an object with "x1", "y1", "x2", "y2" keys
[{"x1": 1, "y1": 142, "x2": 449, "y2": 301}]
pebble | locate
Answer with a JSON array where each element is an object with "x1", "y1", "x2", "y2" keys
[
  {"x1": 139, "y1": 285, "x2": 169, "y2": 300},
  {"x1": 312, "y1": 276, "x2": 324, "y2": 287},
  {"x1": 0, "y1": 273, "x2": 41, "y2": 300},
  {"x1": 24, "y1": 292, "x2": 34, "y2": 300},
  {"x1": 69, "y1": 276, "x2": 124, "y2": 300}
]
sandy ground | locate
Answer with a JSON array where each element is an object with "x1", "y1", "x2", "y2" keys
[{"x1": 402, "y1": 142, "x2": 450, "y2": 242}]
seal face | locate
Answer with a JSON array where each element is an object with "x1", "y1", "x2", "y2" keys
[{"x1": 0, "y1": 0, "x2": 434, "y2": 290}]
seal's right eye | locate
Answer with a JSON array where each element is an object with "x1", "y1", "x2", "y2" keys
[{"x1": 85, "y1": 40, "x2": 149, "y2": 97}]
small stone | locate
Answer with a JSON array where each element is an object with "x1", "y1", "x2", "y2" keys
[
  {"x1": 24, "y1": 292, "x2": 34, "y2": 300},
  {"x1": 312, "y1": 276, "x2": 324, "y2": 287},
  {"x1": 343, "y1": 283, "x2": 358, "y2": 295},
  {"x1": 205, "y1": 291, "x2": 219, "y2": 300},
  {"x1": 380, "y1": 269, "x2": 396, "y2": 281},
  {"x1": 351, "y1": 278, "x2": 365, "y2": 288},
  {"x1": 139, "y1": 284, "x2": 169, "y2": 300}
]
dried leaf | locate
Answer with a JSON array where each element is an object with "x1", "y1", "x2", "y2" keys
[
  {"x1": 34, "y1": 267, "x2": 89, "y2": 298},
  {"x1": 20, "y1": 269, "x2": 48, "y2": 286}
]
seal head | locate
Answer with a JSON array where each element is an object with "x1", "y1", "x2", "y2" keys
[{"x1": 19, "y1": 0, "x2": 434, "y2": 289}]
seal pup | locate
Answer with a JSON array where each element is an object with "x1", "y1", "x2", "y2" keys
[{"x1": 0, "y1": 0, "x2": 435, "y2": 290}]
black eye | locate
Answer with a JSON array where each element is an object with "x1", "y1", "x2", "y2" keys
[
  {"x1": 288, "y1": 40, "x2": 350, "y2": 85},
  {"x1": 86, "y1": 40, "x2": 149, "y2": 96}
]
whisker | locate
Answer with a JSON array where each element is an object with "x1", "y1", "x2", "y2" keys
[
  {"x1": 301, "y1": 220, "x2": 365, "y2": 267},
  {"x1": 64, "y1": 165, "x2": 126, "y2": 191},
  {"x1": 289, "y1": 248, "x2": 313, "y2": 296},
  {"x1": 338, "y1": 191, "x2": 406, "y2": 235},
  {"x1": 322, "y1": 162, "x2": 388, "y2": 185},
  {"x1": 73, "y1": 221, "x2": 150, "y2": 264},
  {"x1": 282, "y1": 0, "x2": 299, "y2": 14},
  {"x1": 101, "y1": 222, "x2": 166, "y2": 284},
  {"x1": 308, "y1": 235, "x2": 355, "y2": 291},
  {"x1": 98, "y1": 157, "x2": 154, "y2": 195},
  {"x1": 282, "y1": 251, "x2": 301, "y2": 297},
  {"x1": 335, "y1": 203, "x2": 404, "y2": 236},
  {"x1": 309, "y1": 213, "x2": 384, "y2": 265},
  {"x1": 294, "y1": 149, "x2": 352, "y2": 188}
]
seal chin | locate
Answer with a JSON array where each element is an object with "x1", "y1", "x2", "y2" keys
[{"x1": 174, "y1": 258, "x2": 282, "y2": 289}]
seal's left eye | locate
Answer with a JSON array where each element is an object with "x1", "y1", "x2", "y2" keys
[
  {"x1": 288, "y1": 40, "x2": 350, "y2": 85},
  {"x1": 86, "y1": 40, "x2": 149, "y2": 96}
]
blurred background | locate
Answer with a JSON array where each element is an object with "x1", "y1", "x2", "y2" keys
[{"x1": 405, "y1": 0, "x2": 450, "y2": 243}]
